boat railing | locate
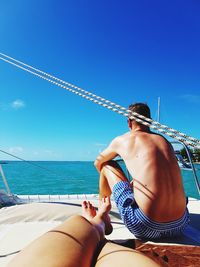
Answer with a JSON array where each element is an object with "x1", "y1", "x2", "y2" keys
[
  {"x1": 0, "y1": 164, "x2": 11, "y2": 195},
  {"x1": 171, "y1": 141, "x2": 200, "y2": 196},
  {"x1": 1, "y1": 141, "x2": 199, "y2": 203}
]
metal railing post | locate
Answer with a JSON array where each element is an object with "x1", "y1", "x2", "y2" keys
[
  {"x1": 0, "y1": 164, "x2": 11, "y2": 195},
  {"x1": 172, "y1": 141, "x2": 200, "y2": 196}
]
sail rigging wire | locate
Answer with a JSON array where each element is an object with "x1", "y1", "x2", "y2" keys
[
  {"x1": 0, "y1": 53, "x2": 199, "y2": 144},
  {"x1": 0, "y1": 53, "x2": 200, "y2": 149},
  {"x1": 0, "y1": 149, "x2": 62, "y2": 176},
  {"x1": 0, "y1": 52, "x2": 199, "y2": 144},
  {"x1": 0, "y1": 55, "x2": 156, "y2": 124},
  {"x1": 0, "y1": 52, "x2": 123, "y2": 110}
]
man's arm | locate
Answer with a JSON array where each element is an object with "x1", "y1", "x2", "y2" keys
[{"x1": 94, "y1": 138, "x2": 119, "y2": 172}]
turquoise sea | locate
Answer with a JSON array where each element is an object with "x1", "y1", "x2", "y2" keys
[{"x1": 0, "y1": 161, "x2": 200, "y2": 199}]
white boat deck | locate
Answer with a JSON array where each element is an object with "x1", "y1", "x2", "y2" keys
[{"x1": 0, "y1": 195, "x2": 200, "y2": 266}]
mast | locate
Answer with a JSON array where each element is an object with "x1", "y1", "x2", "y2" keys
[{"x1": 157, "y1": 97, "x2": 160, "y2": 122}]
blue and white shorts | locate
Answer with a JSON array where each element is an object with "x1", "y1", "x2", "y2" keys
[{"x1": 113, "y1": 181, "x2": 190, "y2": 240}]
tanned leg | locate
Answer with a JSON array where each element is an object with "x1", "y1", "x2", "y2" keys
[
  {"x1": 95, "y1": 242, "x2": 160, "y2": 267},
  {"x1": 99, "y1": 160, "x2": 129, "y2": 200},
  {"x1": 7, "y1": 199, "x2": 112, "y2": 267}
]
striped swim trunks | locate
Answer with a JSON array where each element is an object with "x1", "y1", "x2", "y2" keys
[{"x1": 113, "y1": 181, "x2": 190, "y2": 240}]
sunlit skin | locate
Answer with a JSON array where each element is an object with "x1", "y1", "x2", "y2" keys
[
  {"x1": 7, "y1": 197, "x2": 159, "y2": 267},
  {"x1": 94, "y1": 118, "x2": 186, "y2": 223}
]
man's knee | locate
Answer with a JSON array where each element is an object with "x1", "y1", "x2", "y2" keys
[{"x1": 100, "y1": 160, "x2": 128, "y2": 186}]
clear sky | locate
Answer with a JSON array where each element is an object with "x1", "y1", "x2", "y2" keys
[{"x1": 0, "y1": 0, "x2": 200, "y2": 161}]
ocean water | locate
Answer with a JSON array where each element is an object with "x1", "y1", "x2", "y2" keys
[{"x1": 0, "y1": 161, "x2": 200, "y2": 199}]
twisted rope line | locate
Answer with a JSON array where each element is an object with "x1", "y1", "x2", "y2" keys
[
  {"x1": 0, "y1": 53, "x2": 200, "y2": 149},
  {"x1": 2, "y1": 52, "x2": 200, "y2": 145},
  {"x1": 0, "y1": 52, "x2": 122, "y2": 108},
  {"x1": 1, "y1": 52, "x2": 200, "y2": 146}
]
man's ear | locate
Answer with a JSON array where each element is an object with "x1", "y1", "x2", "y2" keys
[{"x1": 128, "y1": 119, "x2": 132, "y2": 129}]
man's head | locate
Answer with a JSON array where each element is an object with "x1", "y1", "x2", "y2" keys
[{"x1": 128, "y1": 102, "x2": 151, "y2": 129}]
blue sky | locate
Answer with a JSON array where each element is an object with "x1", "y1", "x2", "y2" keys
[{"x1": 0, "y1": 0, "x2": 200, "y2": 161}]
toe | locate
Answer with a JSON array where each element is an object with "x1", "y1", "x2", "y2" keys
[
  {"x1": 88, "y1": 201, "x2": 92, "y2": 209},
  {"x1": 82, "y1": 201, "x2": 87, "y2": 208}
]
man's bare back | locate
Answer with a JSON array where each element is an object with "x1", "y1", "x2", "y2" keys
[
  {"x1": 95, "y1": 103, "x2": 189, "y2": 239},
  {"x1": 115, "y1": 130, "x2": 186, "y2": 223}
]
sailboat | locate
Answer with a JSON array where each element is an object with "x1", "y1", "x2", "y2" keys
[
  {"x1": 0, "y1": 54, "x2": 200, "y2": 266},
  {"x1": 175, "y1": 150, "x2": 192, "y2": 170}
]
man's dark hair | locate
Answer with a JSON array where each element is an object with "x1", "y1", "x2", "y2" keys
[{"x1": 128, "y1": 103, "x2": 151, "y2": 122}]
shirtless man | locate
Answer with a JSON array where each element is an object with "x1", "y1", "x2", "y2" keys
[{"x1": 94, "y1": 103, "x2": 189, "y2": 239}]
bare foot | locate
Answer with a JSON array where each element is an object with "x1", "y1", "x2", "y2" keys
[
  {"x1": 98, "y1": 197, "x2": 113, "y2": 235},
  {"x1": 82, "y1": 201, "x2": 97, "y2": 221},
  {"x1": 98, "y1": 196, "x2": 111, "y2": 215},
  {"x1": 81, "y1": 197, "x2": 113, "y2": 236}
]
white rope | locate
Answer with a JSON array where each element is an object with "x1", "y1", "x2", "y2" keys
[
  {"x1": 2, "y1": 52, "x2": 200, "y2": 146},
  {"x1": 0, "y1": 53, "x2": 200, "y2": 149},
  {"x1": 1, "y1": 52, "x2": 200, "y2": 145}
]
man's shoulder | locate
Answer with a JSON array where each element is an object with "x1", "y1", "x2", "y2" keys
[
  {"x1": 150, "y1": 132, "x2": 169, "y2": 143},
  {"x1": 115, "y1": 132, "x2": 130, "y2": 140},
  {"x1": 135, "y1": 131, "x2": 168, "y2": 145},
  {"x1": 111, "y1": 132, "x2": 130, "y2": 144},
  {"x1": 148, "y1": 132, "x2": 173, "y2": 150}
]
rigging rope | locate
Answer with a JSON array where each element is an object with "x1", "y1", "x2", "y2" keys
[{"x1": 0, "y1": 52, "x2": 200, "y2": 149}]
